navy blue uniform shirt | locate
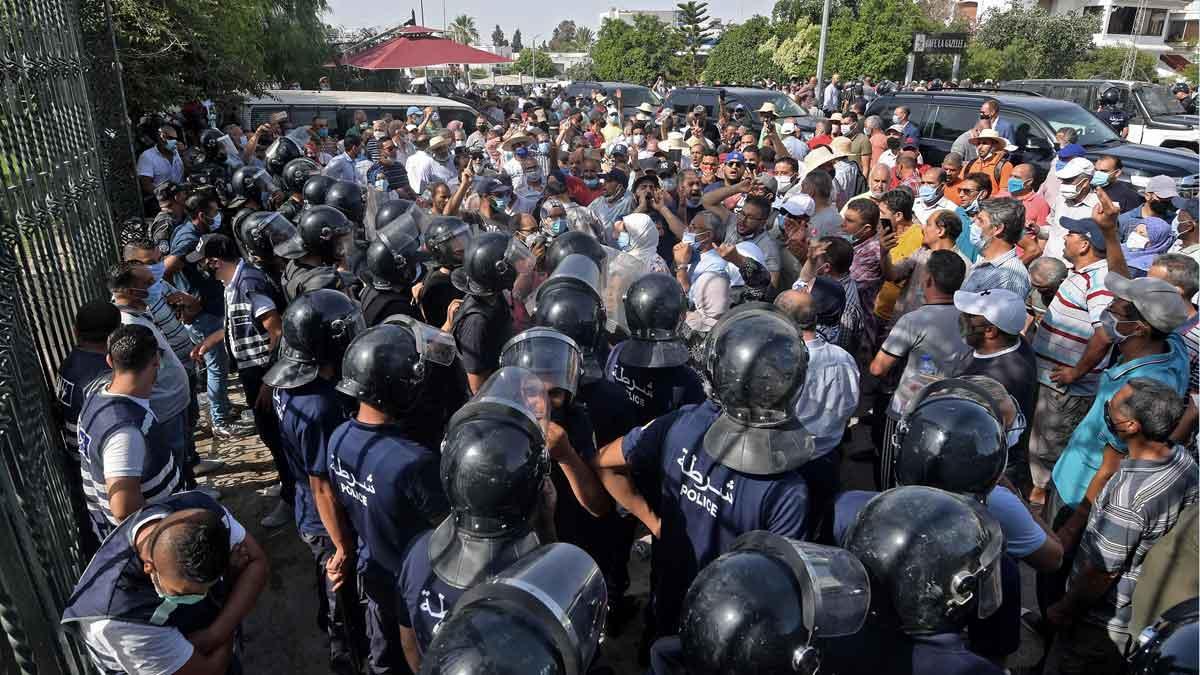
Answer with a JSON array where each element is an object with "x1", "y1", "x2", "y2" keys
[
  {"x1": 274, "y1": 378, "x2": 354, "y2": 537},
  {"x1": 395, "y1": 530, "x2": 464, "y2": 654},
  {"x1": 605, "y1": 341, "x2": 706, "y2": 426},
  {"x1": 56, "y1": 348, "x2": 111, "y2": 457},
  {"x1": 622, "y1": 400, "x2": 810, "y2": 636}
]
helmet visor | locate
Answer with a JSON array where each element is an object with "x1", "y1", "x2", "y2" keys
[
  {"x1": 552, "y1": 253, "x2": 604, "y2": 298},
  {"x1": 500, "y1": 329, "x2": 583, "y2": 398},
  {"x1": 261, "y1": 212, "x2": 305, "y2": 259},
  {"x1": 971, "y1": 513, "x2": 1005, "y2": 619},
  {"x1": 381, "y1": 314, "x2": 457, "y2": 368},
  {"x1": 465, "y1": 366, "x2": 551, "y2": 442},
  {"x1": 601, "y1": 248, "x2": 648, "y2": 334}
]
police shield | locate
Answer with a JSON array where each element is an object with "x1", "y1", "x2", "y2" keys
[
  {"x1": 425, "y1": 543, "x2": 608, "y2": 675},
  {"x1": 364, "y1": 184, "x2": 394, "y2": 241},
  {"x1": 258, "y1": 211, "x2": 305, "y2": 260},
  {"x1": 448, "y1": 366, "x2": 550, "y2": 446},
  {"x1": 500, "y1": 328, "x2": 584, "y2": 398}
]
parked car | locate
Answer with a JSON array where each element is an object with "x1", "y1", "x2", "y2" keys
[
  {"x1": 866, "y1": 90, "x2": 1198, "y2": 195},
  {"x1": 563, "y1": 81, "x2": 662, "y2": 120},
  {"x1": 1004, "y1": 79, "x2": 1198, "y2": 153},
  {"x1": 661, "y1": 86, "x2": 817, "y2": 137},
  {"x1": 239, "y1": 90, "x2": 479, "y2": 138}
]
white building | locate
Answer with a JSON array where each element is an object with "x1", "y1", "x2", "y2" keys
[
  {"x1": 958, "y1": 0, "x2": 1198, "y2": 77},
  {"x1": 598, "y1": 7, "x2": 683, "y2": 27}
]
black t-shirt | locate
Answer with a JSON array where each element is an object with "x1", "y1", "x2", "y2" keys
[
  {"x1": 451, "y1": 294, "x2": 513, "y2": 375},
  {"x1": 419, "y1": 269, "x2": 464, "y2": 328},
  {"x1": 360, "y1": 286, "x2": 421, "y2": 327},
  {"x1": 959, "y1": 338, "x2": 1037, "y2": 424},
  {"x1": 1101, "y1": 179, "x2": 1145, "y2": 212}
]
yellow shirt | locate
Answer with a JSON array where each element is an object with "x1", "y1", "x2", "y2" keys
[
  {"x1": 873, "y1": 222, "x2": 923, "y2": 323},
  {"x1": 602, "y1": 124, "x2": 622, "y2": 144}
]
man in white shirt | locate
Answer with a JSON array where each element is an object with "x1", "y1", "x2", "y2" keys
[
  {"x1": 406, "y1": 134, "x2": 460, "y2": 196},
  {"x1": 1046, "y1": 157, "x2": 1111, "y2": 262},
  {"x1": 822, "y1": 73, "x2": 842, "y2": 115},
  {"x1": 780, "y1": 121, "x2": 809, "y2": 162},
  {"x1": 136, "y1": 126, "x2": 185, "y2": 197}
]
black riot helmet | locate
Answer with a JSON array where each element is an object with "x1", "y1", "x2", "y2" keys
[
  {"x1": 700, "y1": 304, "x2": 814, "y2": 476},
  {"x1": 199, "y1": 128, "x2": 224, "y2": 155},
  {"x1": 238, "y1": 211, "x2": 305, "y2": 261},
  {"x1": 1171, "y1": 82, "x2": 1191, "y2": 95},
  {"x1": 533, "y1": 254, "x2": 606, "y2": 358},
  {"x1": 264, "y1": 290, "x2": 365, "y2": 389},
  {"x1": 325, "y1": 180, "x2": 365, "y2": 224},
  {"x1": 335, "y1": 324, "x2": 424, "y2": 416},
  {"x1": 265, "y1": 136, "x2": 303, "y2": 177},
  {"x1": 374, "y1": 199, "x2": 415, "y2": 229},
  {"x1": 421, "y1": 543, "x2": 608, "y2": 675},
  {"x1": 1100, "y1": 87, "x2": 1122, "y2": 106},
  {"x1": 229, "y1": 166, "x2": 276, "y2": 207},
  {"x1": 302, "y1": 174, "x2": 337, "y2": 206},
  {"x1": 295, "y1": 205, "x2": 353, "y2": 259},
  {"x1": 928, "y1": 78, "x2": 943, "y2": 91},
  {"x1": 364, "y1": 221, "x2": 425, "y2": 291},
  {"x1": 893, "y1": 378, "x2": 1007, "y2": 499},
  {"x1": 500, "y1": 328, "x2": 585, "y2": 399},
  {"x1": 680, "y1": 532, "x2": 871, "y2": 675},
  {"x1": 457, "y1": 231, "x2": 534, "y2": 296},
  {"x1": 843, "y1": 486, "x2": 1005, "y2": 636},
  {"x1": 424, "y1": 216, "x2": 471, "y2": 269},
  {"x1": 620, "y1": 272, "x2": 690, "y2": 368},
  {"x1": 1128, "y1": 598, "x2": 1199, "y2": 675},
  {"x1": 545, "y1": 230, "x2": 607, "y2": 274},
  {"x1": 282, "y1": 157, "x2": 321, "y2": 193}
]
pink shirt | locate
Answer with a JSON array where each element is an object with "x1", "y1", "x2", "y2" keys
[{"x1": 996, "y1": 189, "x2": 1051, "y2": 229}]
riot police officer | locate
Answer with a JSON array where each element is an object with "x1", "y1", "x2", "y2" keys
[
  {"x1": 395, "y1": 367, "x2": 551, "y2": 670},
  {"x1": 228, "y1": 166, "x2": 279, "y2": 239},
  {"x1": 236, "y1": 210, "x2": 304, "y2": 294},
  {"x1": 606, "y1": 272, "x2": 705, "y2": 426},
  {"x1": 281, "y1": 205, "x2": 352, "y2": 302},
  {"x1": 593, "y1": 304, "x2": 815, "y2": 641},
  {"x1": 1173, "y1": 82, "x2": 1198, "y2": 115},
  {"x1": 823, "y1": 486, "x2": 1006, "y2": 675},
  {"x1": 418, "y1": 215, "x2": 470, "y2": 329},
  {"x1": 263, "y1": 290, "x2": 365, "y2": 675},
  {"x1": 1098, "y1": 87, "x2": 1131, "y2": 138},
  {"x1": 326, "y1": 179, "x2": 366, "y2": 226},
  {"x1": 1127, "y1": 598, "x2": 1198, "y2": 675},
  {"x1": 450, "y1": 231, "x2": 531, "y2": 392},
  {"x1": 303, "y1": 174, "x2": 338, "y2": 208},
  {"x1": 650, "y1": 531, "x2": 871, "y2": 675},
  {"x1": 190, "y1": 128, "x2": 234, "y2": 199},
  {"x1": 544, "y1": 229, "x2": 609, "y2": 276},
  {"x1": 328, "y1": 324, "x2": 449, "y2": 674},
  {"x1": 373, "y1": 198, "x2": 416, "y2": 233},
  {"x1": 264, "y1": 136, "x2": 304, "y2": 179},
  {"x1": 279, "y1": 157, "x2": 321, "y2": 224},
  {"x1": 379, "y1": 314, "x2": 470, "y2": 452},
  {"x1": 418, "y1": 543, "x2": 608, "y2": 675},
  {"x1": 533, "y1": 253, "x2": 612, "y2": 379},
  {"x1": 359, "y1": 221, "x2": 425, "y2": 326}
]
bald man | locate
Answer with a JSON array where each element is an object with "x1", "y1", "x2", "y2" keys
[
  {"x1": 63, "y1": 493, "x2": 269, "y2": 675},
  {"x1": 842, "y1": 164, "x2": 891, "y2": 216},
  {"x1": 1025, "y1": 257, "x2": 1069, "y2": 337}
]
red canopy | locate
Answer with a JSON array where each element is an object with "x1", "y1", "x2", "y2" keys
[{"x1": 337, "y1": 26, "x2": 511, "y2": 70}]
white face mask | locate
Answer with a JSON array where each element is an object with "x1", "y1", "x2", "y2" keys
[
  {"x1": 1125, "y1": 231, "x2": 1149, "y2": 250},
  {"x1": 776, "y1": 176, "x2": 793, "y2": 192},
  {"x1": 1059, "y1": 184, "x2": 1080, "y2": 200}
]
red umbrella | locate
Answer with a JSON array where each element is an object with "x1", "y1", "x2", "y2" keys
[{"x1": 337, "y1": 26, "x2": 511, "y2": 70}]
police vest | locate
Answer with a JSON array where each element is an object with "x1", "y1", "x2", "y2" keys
[
  {"x1": 62, "y1": 492, "x2": 231, "y2": 675},
  {"x1": 1101, "y1": 106, "x2": 1130, "y2": 132},
  {"x1": 57, "y1": 349, "x2": 111, "y2": 458},
  {"x1": 224, "y1": 263, "x2": 278, "y2": 370},
  {"x1": 77, "y1": 383, "x2": 179, "y2": 539},
  {"x1": 283, "y1": 259, "x2": 342, "y2": 303},
  {"x1": 451, "y1": 294, "x2": 513, "y2": 358}
]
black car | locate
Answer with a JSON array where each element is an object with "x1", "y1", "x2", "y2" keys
[
  {"x1": 866, "y1": 90, "x2": 1198, "y2": 195},
  {"x1": 563, "y1": 81, "x2": 662, "y2": 120},
  {"x1": 661, "y1": 86, "x2": 817, "y2": 137}
]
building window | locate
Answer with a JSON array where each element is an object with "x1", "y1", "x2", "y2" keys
[
  {"x1": 1146, "y1": 9, "x2": 1168, "y2": 36},
  {"x1": 1106, "y1": 6, "x2": 1169, "y2": 35},
  {"x1": 1167, "y1": 18, "x2": 1199, "y2": 42}
]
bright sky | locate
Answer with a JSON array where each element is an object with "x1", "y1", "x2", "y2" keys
[{"x1": 325, "y1": 0, "x2": 778, "y2": 45}]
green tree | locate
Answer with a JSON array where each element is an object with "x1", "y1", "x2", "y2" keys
[
  {"x1": 492, "y1": 24, "x2": 508, "y2": 46},
  {"x1": 549, "y1": 20, "x2": 578, "y2": 50},
  {"x1": 511, "y1": 49, "x2": 557, "y2": 77},
  {"x1": 1073, "y1": 46, "x2": 1158, "y2": 81},
  {"x1": 823, "y1": 0, "x2": 934, "y2": 80},
  {"x1": 573, "y1": 27, "x2": 595, "y2": 50},
  {"x1": 766, "y1": 18, "x2": 822, "y2": 79},
  {"x1": 702, "y1": 16, "x2": 781, "y2": 84},
  {"x1": 771, "y1": 0, "x2": 838, "y2": 26},
  {"x1": 565, "y1": 61, "x2": 596, "y2": 80},
  {"x1": 677, "y1": 1, "x2": 715, "y2": 83},
  {"x1": 448, "y1": 14, "x2": 480, "y2": 44},
  {"x1": 590, "y1": 16, "x2": 684, "y2": 83},
  {"x1": 261, "y1": 0, "x2": 334, "y2": 87},
  {"x1": 512, "y1": 29, "x2": 524, "y2": 51},
  {"x1": 962, "y1": 40, "x2": 1037, "y2": 81},
  {"x1": 974, "y1": 6, "x2": 1098, "y2": 78}
]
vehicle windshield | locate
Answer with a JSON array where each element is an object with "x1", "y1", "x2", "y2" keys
[
  {"x1": 1137, "y1": 84, "x2": 1183, "y2": 118},
  {"x1": 1043, "y1": 102, "x2": 1121, "y2": 147},
  {"x1": 613, "y1": 87, "x2": 662, "y2": 107},
  {"x1": 736, "y1": 91, "x2": 806, "y2": 118}
]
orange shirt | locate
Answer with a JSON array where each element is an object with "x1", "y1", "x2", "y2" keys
[{"x1": 963, "y1": 152, "x2": 1013, "y2": 194}]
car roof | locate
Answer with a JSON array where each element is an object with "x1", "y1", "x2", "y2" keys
[
  {"x1": 244, "y1": 90, "x2": 474, "y2": 109},
  {"x1": 874, "y1": 90, "x2": 1082, "y2": 113},
  {"x1": 1007, "y1": 79, "x2": 1144, "y2": 87}
]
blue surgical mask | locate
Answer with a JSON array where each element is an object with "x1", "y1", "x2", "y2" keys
[
  {"x1": 210, "y1": 212, "x2": 223, "y2": 231},
  {"x1": 164, "y1": 139, "x2": 178, "y2": 152},
  {"x1": 682, "y1": 231, "x2": 698, "y2": 249},
  {"x1": 1099, "y1": 309, "x2": 1134, "y2": 344},
  {"x1": 318, "y1": 127, "x2": 329, "y2": 138},
  {"x1": 617, "y1": 231, "x2": 631, "y2": 250},
  {"x1": 584, "y1": 178, "x2": 600, "y2": 189},
  {"x1": 686, "y1": 197, "x2": 702, "y2": 208},
  {"x1": 492, "y1": 196, "x2": 509, "y2": 212},
  {"x1": 891, "y1": 113, "x2": 901, "y2": 125},
  {"x1": 147, "y1": 261, "x2": 166, "y2": 283},
  {"x1": 1006, "y1": 177, "x2": 1025, "y2": 194},
  {"x1": 537, "y1": 141, "x2": 551, "y2": 154},
  {"x1": 963, "y1": 197, "x2": 981, "y2": 216},
  {"x1": 969, "y1": 221, "x2": 987, "y2": 249},
  {"x1": 548, "y1": 217, "x2": 569, "y2": 235},
  {"x1": 918, "y1": 185, "x2": 938, "y2": 203},
  {"x1": 1090, "y1": 171, "x2": 1111, "y2": 187}
]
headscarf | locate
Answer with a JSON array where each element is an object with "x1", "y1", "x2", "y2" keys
[
  {"x1": 1123, "y1": 216, "x2": 1175, "y2": 272},
  {"x1": 622, "y1": 213, "x2": 660, "y2": 264}
]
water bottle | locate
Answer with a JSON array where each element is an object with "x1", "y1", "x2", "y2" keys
[
  {"x1": 918, "y1": 353, "x2": 936, "y2": 376},
  {"x1": 374, "y1": 174, "x2": 388, "y2": 194}
]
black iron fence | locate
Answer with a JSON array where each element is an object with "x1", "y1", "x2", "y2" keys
[{"x1": 0, "y1": 0, "x2": 123, "y2": 671}]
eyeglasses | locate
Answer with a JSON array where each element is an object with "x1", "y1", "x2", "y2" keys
[
  {"x1": 736, "y1": 212, "x2": 767, "y2": 224},
  {"x1": 726, "y1": 161, "x2": 744, "y2": 168},
  {"x1": 959, "y1": 186, "x2": 981, "y2": 195}
]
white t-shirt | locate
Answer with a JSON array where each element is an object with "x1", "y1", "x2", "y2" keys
[
  {"x1": 99, "y1": 390, "x2": 154, "y2": 478},
  {"x1": 135, "y1": 148, "x2": 184, "y2": 188},
  {"x1": 1046, "y1": 192, "x2": 1105, "y2": 262},
  {"x1": 77, "y1": 506, "x2": 246, "y2": 675}
]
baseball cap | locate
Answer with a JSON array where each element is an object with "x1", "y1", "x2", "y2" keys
[
  {"x1": 1145, "y1": 175, "x2": 1179, "y2": 199},
  {"x1": 780, "y1": 121, "x2": 797, "y2": 135},
  {"x1": 692, "y1": 105, "x2": 707, "y2": 114},
  {"x1": 610, "y1": 144, "x2": 629, "y2": 157},
  {"x1": 724, "y1": 150, "x2": 746, "y2": 164},
  {"x1": 1106, "y1": 273, "x2": 1193, "y2": 333},
  {"x1": 473, "y1": 176, "x2": 512, "y2": 195},
  {"x1": 1059, "y1": 216, "x2": 1107, "y2": 252},
  {"x1": 600, "y1": 168, "x2": 628, "y2": 186},
  {"x1": 406, "y1": 106, "x2": 422, "y2": 117},
  {"x1": 885, "y1": 124, "x2": 905, "y2": 135},
  {"x1": 1055, "y1": 156, "x2": 1094, "y2": 180},
  {"x1": 954, "y1": 289, "x2": 1026, "y2": 335},
  {"x1": 1058, "y1": 143, "x2": 1086, "y2": 160},
  {"x1": 1172, "y1": 197, "x2": 1198, "y2": 220},
  {"x1": 185, "y1": 233, "x2": 240, "y2": 263},
  {"x1": 780, "y1": 193, "x2": 816, "y2": 218}
]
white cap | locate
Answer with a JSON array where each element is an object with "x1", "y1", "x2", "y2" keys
[
  {"x1": 780, "y1": 193, "x2": 816, "y2": 217},
  {"x1": 953, "y1": 289, "x2": 1026, "y2": 335},
  {"x1": 1145, "y1": 175, "x2": 1179, "y2": 198},
  {"x1": 780, "y1": 121, "x2": 797, "y2": 135},
  {"x1": 1055, "y1": 156, "x2": 1094, "y2": 180}
]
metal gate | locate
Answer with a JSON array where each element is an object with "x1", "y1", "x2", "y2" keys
[{"x1": 0, "y1": 0, "x2": 121, "y2": 671}]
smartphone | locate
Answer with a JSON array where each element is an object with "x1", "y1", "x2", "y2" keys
[
  {"x1": 880, "y1": 217, "x2": 893, "y2": 234},
  {"x1": 668, "y1": 149, "x2": 682, "y2": 164}
]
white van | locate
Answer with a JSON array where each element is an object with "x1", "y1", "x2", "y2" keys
[{"x1": 238, "y1": 90, "x2": 479, "y2": 136}]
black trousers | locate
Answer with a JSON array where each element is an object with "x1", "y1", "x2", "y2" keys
[{"x1": 236, "y1": 364, "x2": 294, "y2": 504}]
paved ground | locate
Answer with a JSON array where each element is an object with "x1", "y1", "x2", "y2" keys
[{"x1": 206, "y1": 379, "x2": 1042, "y2": 674}]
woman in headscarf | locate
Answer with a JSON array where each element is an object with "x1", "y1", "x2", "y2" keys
[
  {"x1": 1123, "y1": 216, "x2": 1175, "y2": 277},
  {"x1": 614, "y1": 212, "x2": 671, "y2": 274}
]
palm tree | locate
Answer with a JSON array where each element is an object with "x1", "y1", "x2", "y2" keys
[
  {"x1": 448, "y1": 14, "x2": 479, "y2": 45},
  {"x1": 573, "y1": 26, "x2": 594, "y2": 50}
]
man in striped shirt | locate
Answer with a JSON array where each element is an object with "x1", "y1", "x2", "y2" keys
[
  {"x1": 1147, "y1": 253, "x2": 1200, "y2": 448},
  {"x1": 1045, "y1": 379, "x2": 1197, "y2": 674},
  {"x1": 961, "y1": 197, "x2": 1032, "y2": 299},
  {"x1": 366, "y1": 137, "x2": 414, "y2": 198},
  {"x1": 1029, "y1": 217, "x2": 1114, "y2": 506}
]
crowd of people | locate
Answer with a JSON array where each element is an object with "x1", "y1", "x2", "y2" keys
[{"x1": 60, "y1": 80, "x2": 1200, "y2": 675}]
